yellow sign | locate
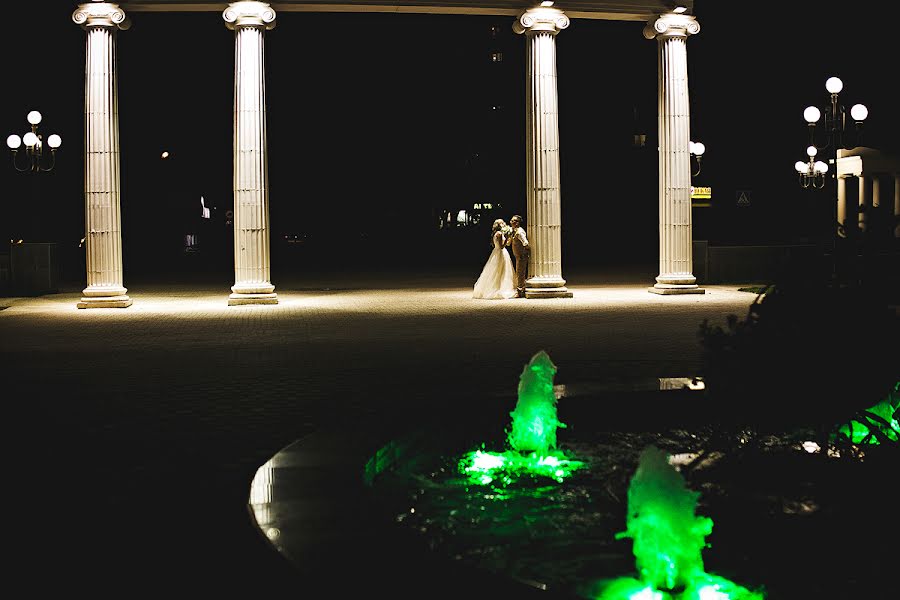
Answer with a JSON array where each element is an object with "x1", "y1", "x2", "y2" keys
[
  {"x1": 690, "y1": 186, "x2": 711, "y2": 199},
  {"x1": 691, "y1": 186, "x2": 711, "y2": 207}
]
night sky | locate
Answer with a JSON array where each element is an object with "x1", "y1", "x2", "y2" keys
[{"x1": 4, "y1": 1, "x2": 900, "y2": 281}]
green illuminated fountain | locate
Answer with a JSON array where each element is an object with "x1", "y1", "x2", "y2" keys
[
  {"x1": 507, "y1": 349, "x2": 565, "y2": 455},
  {"x1": 374, "y1": 356, "x2": 895, "y2": 599},
  {"x1": 596, "y1": 446, "x2": 765, "y2": 600},
  {"x1": 458, "y1": 350, "x2": 584, "y2": 486}
]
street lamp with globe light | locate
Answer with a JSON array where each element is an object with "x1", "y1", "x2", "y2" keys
[
  {"x1": 689, "y1": 140, "x2": 705, "y2": 177},
  {"x1": 7, "y1": 110, "x2": 61, "y2": 173},
  {"x1": 5, "y1": 110, "x2": 64, "y2": 288},
  {"x1": 795, "y1": 144, "x2": 828, "y2": 189},
  {"x1": 794, "y1": 76, "x2": 867, "y2": 284}
]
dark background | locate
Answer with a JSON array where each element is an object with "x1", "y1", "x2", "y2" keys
[{"x1": 3, "y1": 1, "x2": 899, "y2": 283}]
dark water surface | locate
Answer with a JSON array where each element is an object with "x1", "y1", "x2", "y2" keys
[{"x1": 369, "y1": 419, "x2": 897, "y2": 600}]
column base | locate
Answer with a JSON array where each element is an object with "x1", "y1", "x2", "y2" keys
[
  {"x1": 229, "y1": 281, "x2": 277, "y2": 305},
  {"x1": 648, "y1": 284, "x2": 705, "y2": 295},
  {"x1": 77, "y1": 295, "x2": 133, "y2": 309},
  {"x1": 228, "y1": 292, "x2": 278, "y2": 306},
  {"x1": 649, "y1": 273, "x2": 705, "y2": 295},
  {"x1": 525, "y1": 287, "x2": 573, "y2": 298},
  {"x1": 78, "y1": 285, "x2": 132, "y2": 308},
  {"x1": 524, "y1": 277, "x2": 573, "y2": 299}
]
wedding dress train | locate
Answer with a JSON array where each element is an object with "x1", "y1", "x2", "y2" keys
[{"x1": 473, "y1": 232, "x2": 517, "y2": 299}]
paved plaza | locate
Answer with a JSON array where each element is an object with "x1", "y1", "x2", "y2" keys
[{"x1": 1, "y1": 266, "x2": 763, "y2": 596}]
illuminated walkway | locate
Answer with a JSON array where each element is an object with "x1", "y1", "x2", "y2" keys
[{"x1": 1, "y1": 268, "x2": 757, "y2": 596}]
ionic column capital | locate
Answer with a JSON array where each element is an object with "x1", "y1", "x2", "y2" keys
[
  {"x1": 643, "y1": 12, "x2": 699, "y2": 40},
  {"x1": 513, "y1": 7, "x2": 569, "y2": 36},
  {"x1": 223, "y1": 1, "x2": 276, "y2": 31},
  {"x1": 73, "y1": 2, "x2": 129, "y2": 30}
]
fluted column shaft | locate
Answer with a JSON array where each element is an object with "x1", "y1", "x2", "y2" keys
[
  {"x1": 872, "y1": 176, "x2": 881, "y2": 209},
  {"x1": 73, "y1": 2, "x2": 132, "y2": 308},
  {"x1": 644, "y1": 13, "x2": 704, "y2": 295},
  {"x1": 224, "y1": 2, "x2": 277, "y2": 305},
  {"x1": 858, "y1": 176, "x2": 872, "y2": 232},
  {"x1": 513, "y1": 7, "x2": 572, "y2": 298},
  {"x1": 837, "y1": 175, "x2": 849, "y2": 236}
]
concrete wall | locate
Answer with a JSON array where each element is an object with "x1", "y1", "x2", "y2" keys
[{"x1": 694, "y1": 242, "x2": 818, "y2": 284}]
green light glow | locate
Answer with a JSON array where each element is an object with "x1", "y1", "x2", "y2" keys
[
  {"x1": 685, "y1": 573, "x2": 765, "y2": 600},
  {"x1": 597, "y1": 446, "x2": 765, "y2": 600},
  {"x1": 507, "y1": 350, "x2": 565, "y2": 456},
  {"x1": 596, "y1": 579, "x2": 664, "y2": 600},
  {"x1": 834, "y1": 383, "x2": 900, "y2": 445},
  {"x1": 458, "y1": 448, "x2": 584, "y2": 486},
  {"x1": 458, "y1": 350, "x2": 584, "y2": 487},
  {"x1": 616, "y1": 446, "x2": 712, "y2": 590}
]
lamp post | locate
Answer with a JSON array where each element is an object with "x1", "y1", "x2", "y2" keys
[
  {"x1": 7, "y1": 110, "x2": 61, "y2": 173},
  {"x1": 5, "y1": 111, "x2": 63, "y2": 293},
  {"x1": 6, "y1": 111, "x2": 62, "y2": 245},
  {"x1": 794, "y1": 76, "x2": 867, "y2": 285},
  {"x1": 794, "y1": 145, "x2": 828, "y2": 190},
  {"x1": 689, "y1": 140, "x2": 705, "y2": 177}
]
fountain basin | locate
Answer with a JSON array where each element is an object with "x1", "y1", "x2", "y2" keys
[{"x1": 250, "y1": 385, "x2": 897, "y2": 600}]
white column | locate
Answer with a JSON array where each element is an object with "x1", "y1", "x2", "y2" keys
[
  {"x1": 73, "y1": 2, "x2": 132, "y2": 308},
  {"x1": 224, "y1": 1, "x2": 277, "y2": 305},
  {"x1": 644, "y1": 13, "x2": 704, "y2": 295},
  {"x1": 837, "y1": 175, "x2": 848, "y2": 237},
  {"x1": 858, "y1": 175, "x2": 872, "y2": 232},
  {"x1": 872, "y1": 175, "x2": 881, "y2": 209},
  {"x1": 513, "y1": 7, "x2": 572, "y2": 299}
]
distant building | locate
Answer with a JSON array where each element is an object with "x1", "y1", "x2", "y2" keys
[{"x1": 436, "y1": 202, "x2": 504, "y2": 230}]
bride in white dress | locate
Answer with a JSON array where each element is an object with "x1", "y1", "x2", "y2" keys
[{"x1": 473, "y1": 218, "x2": 517, "y2": 299}]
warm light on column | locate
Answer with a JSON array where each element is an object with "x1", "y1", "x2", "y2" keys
[
  {"x1": 73, "y1": 0, "x2": 132, "y2": 308},
  {"x1": 224, "y1": 0, "x2": 278, "y2": 305},
  {"x1": 644, "y1": 10, "x2": 703, "y2": 294}
]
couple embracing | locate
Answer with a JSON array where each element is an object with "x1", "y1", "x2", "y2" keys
[{"x1": 473, "y1": 214, "x2": 530, "y2": 300}]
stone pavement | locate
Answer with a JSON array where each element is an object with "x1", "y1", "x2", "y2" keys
[{"x1": 0, "y1": 266, "x2": 760, "y2": 597}]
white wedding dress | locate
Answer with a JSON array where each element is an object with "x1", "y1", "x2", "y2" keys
[{"x1": 473, "y1": 231, "x2": 517, "y2": 299}]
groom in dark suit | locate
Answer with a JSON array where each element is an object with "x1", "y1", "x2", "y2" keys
[{"x1": 507, "y1": 214, "x2": 530, "y2": 298}]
